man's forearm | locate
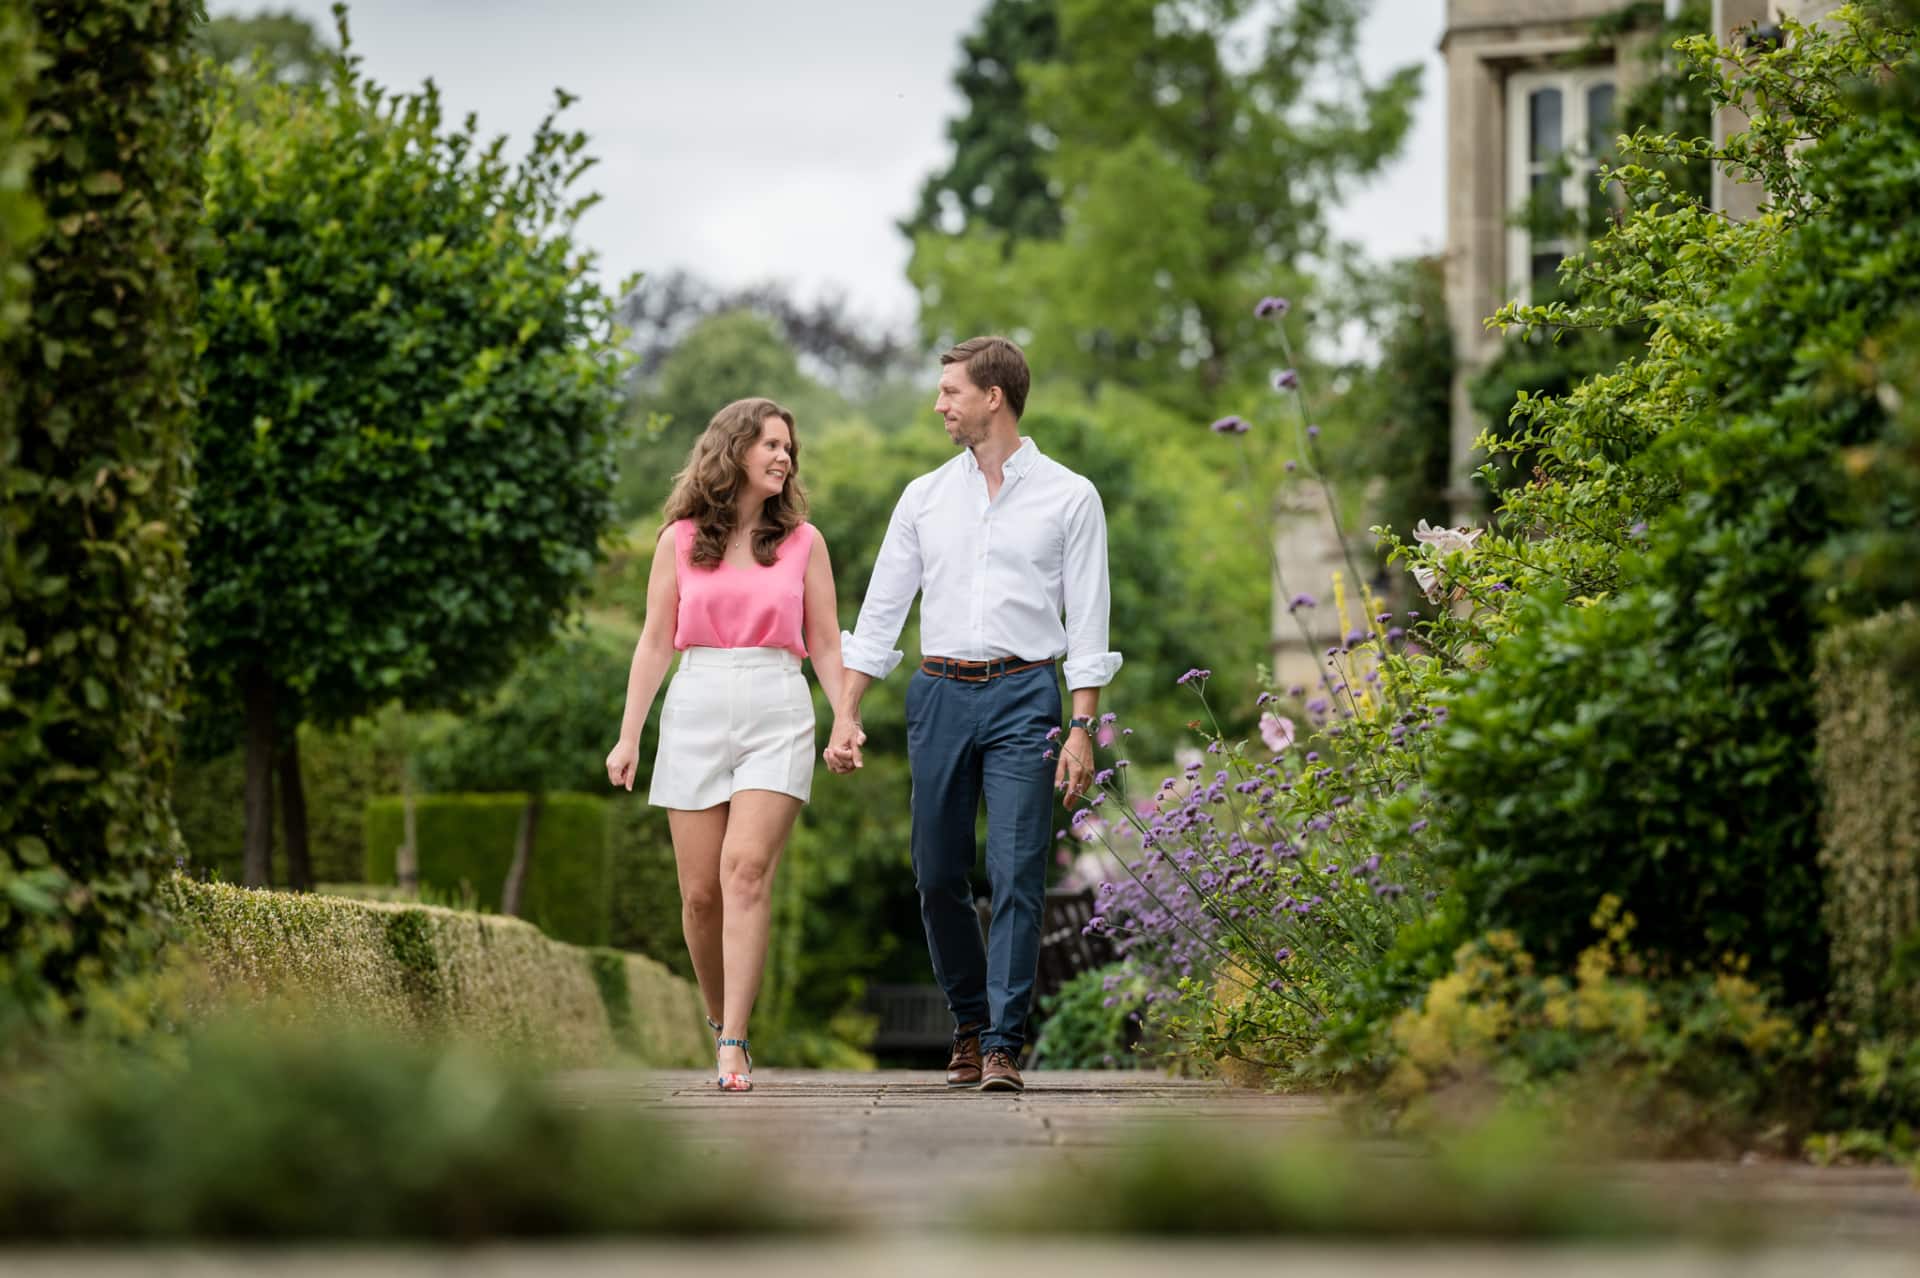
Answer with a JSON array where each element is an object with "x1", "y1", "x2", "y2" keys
[
  {"x1": 837, "y1": 669, "x2": 875, "y2": 721},
  {"x1": 1068, "y1": 686, "x2": 1100, "y2": 725}
]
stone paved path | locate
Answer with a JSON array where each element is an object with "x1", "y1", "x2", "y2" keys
[
  {"x1": 547, "y1": 1067, "x2": 1920, "y2": 1247},
  {"x1": 550, "y1": 1066, "x2": 1332, "y2": 1231},
  {"x1": 8, "y1": 1069, "x2": 1918, "y2": 1276}
]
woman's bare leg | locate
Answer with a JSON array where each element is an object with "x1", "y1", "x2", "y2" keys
[
  {"x1": 669, "y1": 804, "x2": 730, "y2": 1031},
  {"x1": 715, "y1": 789, "x2": 803, "y2": 1075}
]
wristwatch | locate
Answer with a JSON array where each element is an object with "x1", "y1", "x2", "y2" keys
[{"x1": 1066, "y1": 715, "x2": 1095, "y2": 733}]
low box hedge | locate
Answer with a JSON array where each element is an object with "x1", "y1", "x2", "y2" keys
[
  {"x1": 1814, "y1": 604, "x2": 1920, "y2": 1038},
  {"x1": 164, "y1": 877, "x2": 708, "y2": 1069},
  {"x1": 364, "y1": 792, "x2": 613, "y2": 948}
]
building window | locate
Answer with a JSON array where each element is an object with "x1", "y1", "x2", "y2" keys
[{"x1": 1507, "y1": 65, "x2": 1617, "y2": 300}]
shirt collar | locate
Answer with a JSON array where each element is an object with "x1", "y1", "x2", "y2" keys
[{"x1": 961, "y1": 436, "x2": 1041, "y2": 478}]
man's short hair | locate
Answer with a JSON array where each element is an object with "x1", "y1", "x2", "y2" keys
[{"x1": 940, "y1": 335, "x2": 1030, "y2": 421}]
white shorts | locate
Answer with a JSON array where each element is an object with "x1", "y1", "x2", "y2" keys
[{"x1": 649, "y1": 647, "x2": 815, "y2": 810}]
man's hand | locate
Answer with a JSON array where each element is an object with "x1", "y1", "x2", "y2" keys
[
  {"x1": 1054, "y1": 726, "x2": 1093, "y2": 804},
  {"x1": 824, "y1": 714, "x2": 866, "y2": 774}
]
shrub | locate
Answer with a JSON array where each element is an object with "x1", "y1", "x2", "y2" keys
[
  {"x1": 0, "y1": 2, "x2": 40, "y2": 340},
  {"x1": 1423, "y1": 10, "x2": 1920, "y2": 1006},
  {"x1": 1030, "y1": 963, "x2": 1148, "y2": 1070},
  {"x1": 1814, "y1": 606, "x2": 1920, "y2": 1038},
  {"x1": 1381, "y1": 899, "x2": 1821, "y2": 1156},
  {"x1": 0, "y1": 1017, "x2": 788, "y2": 1239},
  {"x1": 164, "y1": 876, "x2": 709, "y2": 1068},
  {"x1": 364, "y1": 793, "x2": 613, "y2": 948},
  {"x1": 0, "y1": 0, "x2": 205, "y2": 1038},
  {"x1": 1075, "y1": 652, "x2": 1442, "y2": 1082},
  {"x1": 975, "y1": 1117, "x2": 1673, "y2": 1240}
]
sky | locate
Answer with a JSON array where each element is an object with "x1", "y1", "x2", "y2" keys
[{"x1": 227, "y1": 0, "x2": 1448, "y2": 336}]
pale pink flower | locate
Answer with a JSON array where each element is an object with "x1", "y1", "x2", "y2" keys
[{"x1": 1259, "y1": 713, "x2": 1296, "y2": 752}]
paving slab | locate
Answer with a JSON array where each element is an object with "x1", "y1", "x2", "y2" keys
[{"x1": 546, "y1": 1067, "x2": 1920, "y2": 1245}]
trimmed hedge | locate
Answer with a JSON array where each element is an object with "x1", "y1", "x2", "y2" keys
[
  {"x1": 1815, "y1": 605, "x2": 1920, "y2": 1037},
  {"x1": 364, "y1": 793, "x2": 612, "y2": 948},
  {"x1": 165, "y1": 877, "x2": 707, "y2": 1068},
  {"x1": 0, "y1": 1019, "x2": 786, "y2": 1239},
  {"x1": 0, "y1": 0, "x2": 205, "y2": 1036}
]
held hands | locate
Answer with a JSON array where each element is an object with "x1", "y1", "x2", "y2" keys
[
  {"x1": 823, "y1": 714, "x2": 866, "y2": 774},
  {"x1": 605, "y1": 738, "x2": 639, "y2": 791},
  {"x1": 1055, "y1": 726, "x2": 1094, "y2": 805}
]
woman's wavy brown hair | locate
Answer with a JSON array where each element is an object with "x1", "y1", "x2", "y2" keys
[{"x1": 662, "y1": 397, "x2": 808, "y2": 568}]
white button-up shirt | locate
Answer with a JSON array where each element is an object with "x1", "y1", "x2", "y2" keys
[{"x1": 841, "y1": 437, "x2": 1123, "y2": 689}]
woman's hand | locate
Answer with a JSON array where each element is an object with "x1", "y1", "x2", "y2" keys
[{"x1": 606, "y1": 738, "x2": 640, "y2": 791}]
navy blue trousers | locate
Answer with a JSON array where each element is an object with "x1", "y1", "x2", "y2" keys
[{"x1": 904, "y1": 664, "x2": 1061, "y2": 1054}]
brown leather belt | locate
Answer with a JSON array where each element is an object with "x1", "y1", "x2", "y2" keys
[{"x1": 920, "y1": 655, "x2": 1055, "y2": 683}]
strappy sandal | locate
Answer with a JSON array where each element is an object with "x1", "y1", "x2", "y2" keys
[
  {"x1": 706, "y1": 1014, "x2": 723, "y2": 1037},
  {"x1": 716, "y1": 1036, "x2": 752, "y2": 1093}
]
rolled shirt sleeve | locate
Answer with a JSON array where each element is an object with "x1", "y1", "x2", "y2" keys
[
  {"x1": 1060, "y1": 480, "x2": 1122, "y2": 689},
  {"x1": 840, "y1": 485, "x2": 921, "y2": 680}
]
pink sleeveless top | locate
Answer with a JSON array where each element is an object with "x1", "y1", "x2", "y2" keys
[{"x1": 671, "y1": 519, "x2": 814, "y2": 659}]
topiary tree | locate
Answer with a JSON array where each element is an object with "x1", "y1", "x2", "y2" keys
[
  {"x1": 192, "y1": 12, "x2": 630, "y2": 889},
  {"x1": 0, "y1": 0, "x2": 205, "y2": 1037}
]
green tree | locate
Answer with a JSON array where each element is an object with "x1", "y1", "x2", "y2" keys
[
  {"x1": 617, "y1": 309, "x2": 844, "y2": 519},
  {"x1": 1, "y1": 0, "x2": 204, "y2": 1037},
  {"x1": 196, "y1": 8, "x2": 334, "y2": 85},
  {"x1": 901, "y1": 0, "x2": 1061, "y2": 244},
  {"x1": 192, "y1": 22, "x2": 630, "y2": 890},
  {"x1": 908, "y1": 0, "x2": 1420, "y2": 415},
  {"x1": 415, "y1": 631, "x2": 626, "y2": 917}
]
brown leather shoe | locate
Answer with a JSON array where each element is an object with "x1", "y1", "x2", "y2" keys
[
  {"x1": 946, "y1": 1023, "x2": 984, "y2": 1088},
  {"x1": 979, "y1": 1047, "x2": 1024, "y2": 1093}
]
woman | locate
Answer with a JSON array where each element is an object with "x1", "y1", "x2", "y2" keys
[{"x1": 604, "y1": 397, "x2": 852, "y2": 1093}]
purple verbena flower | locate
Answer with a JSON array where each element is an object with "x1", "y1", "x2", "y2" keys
[
  {"x1": 1272, "y1": 368, "x2": 1300, "y2": 392},
  {"x1": 1210, "y1": 415, "x2": 1249, "y2": 435},
  {"x1": 1254, "y1": 296, "x2": 1291, "y2": 319}
]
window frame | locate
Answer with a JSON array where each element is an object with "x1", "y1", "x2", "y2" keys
[{"x1": 1505, "y1": 63, "x2": 1619, "y2": 302}]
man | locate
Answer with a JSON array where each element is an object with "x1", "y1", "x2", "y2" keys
[{"x1": 827, "y1": 335, "x2": 1120, "y2": 1093}]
